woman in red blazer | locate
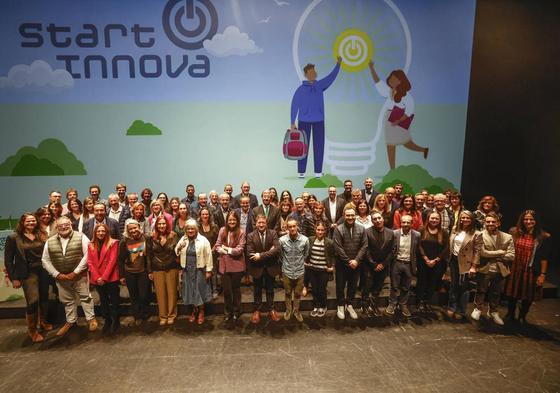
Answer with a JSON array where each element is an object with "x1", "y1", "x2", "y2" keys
[{"x1": 88, "y1": 223, "x2": 120, "y2": 334}]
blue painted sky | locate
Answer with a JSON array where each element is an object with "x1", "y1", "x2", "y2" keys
[{"x1": 0, "y1": 0, "x2": 476, "y2": 104}]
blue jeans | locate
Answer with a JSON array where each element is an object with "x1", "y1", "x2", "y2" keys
[
  {"x1": 297, "y1": 121, "x2": 325, "y2": 174},
  {"x1": 448, "y1": 255, "x2": 470, "y2": 315}
]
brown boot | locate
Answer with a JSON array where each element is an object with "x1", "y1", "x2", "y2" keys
[
  {"x1": 56, "y1": 322, "x2": 75, "y2": 336},
  {"x1": 26, "y1": 314, "x2": 44, "y2": 343},
  {"x1": 39, "y1": 303, "x2": 53, "y2": 331}
]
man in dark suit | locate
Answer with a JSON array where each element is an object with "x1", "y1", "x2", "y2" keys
[
  {"x1": 82, "y1": 202, "x2": 121, "y2": 240},
  {"x1": 363, "y1": 211, "x2": 395, "y2": 316},
  {"x1": 235, "y1": 196, "x2": 255, "y2": 235},
  {"x1": 384, "y1": 187, "x2": 400, "y2": 212},
  {"x1": 232, "y1": 181, "x2": 259, "y2": 209},
  {"x1": 246, "y1": 214, "x2": 282, "y2": 323},
  {"x1": 361, "y1": 177, "x2": 379, "y2": 209},
  {"x1": 252, "y1": 190, "x2": 280, "y2": 232},
  {"x1": 322, "y1": 186, "x2": 345, "y2": 236},
  {"x1": 337, "y1": 179, "x2": 353, "y2": 203},
  {"x1": 213, "y1": 193, "x2": 232, "y2": 228},
  {"x1": 385, "y1": 214, "x2": 421, "y2": 317}
]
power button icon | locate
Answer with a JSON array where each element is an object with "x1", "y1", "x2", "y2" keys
[{"x1": 162, "y1": 0, "x2": 218, "y2": 50}]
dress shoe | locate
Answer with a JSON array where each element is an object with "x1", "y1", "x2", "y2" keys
[
  {"x1": 26, "y1": 314, "x2": 44, "y2": 343},
  {"x1": 159, "y1": 319, "x2": 167, "y2": 326},
  {"x1": 385, "y1": 303, "x2": 396, "y2": 316},
  {"x1": 251, "y1": 311, "x2": 261, "y2": 324},
  {"x1": 56, "y1": 322, "x2": 75, "y2": 336},
  {"x1": 197, "y1": 309, "x2": 205, "y2": 325},
  {"x1": 269, "y1": 310, "x2": 281, "y2": 322},
  {"x1": 400, "y1": 305, "x2": 412, "y2": 318},
  {"x1": 88, "y1": 318, "x2": 98, "y2": 332}
]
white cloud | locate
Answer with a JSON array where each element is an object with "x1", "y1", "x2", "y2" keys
[
  {"x1": 0, "y1": 60, "x2": 74, "y2": 90},
  {"x1": 203, "y1": 26, "x2": 263, "y2": 57}
]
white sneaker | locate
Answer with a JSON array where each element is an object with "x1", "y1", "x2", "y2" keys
[
  {"x1": 346, "y1": 305, "x2": 358, "y2": 320},
  {"x1": 314, "y1": 172, "x2": 323, "y2": 178},
  {"x1": 489, "y1": 311, "x2": 504, "y2": 326},
  {"x1": 317, "y1": 308, "x2": 326, "y2": 318},
  {"x1": 470, "y1": 308, "x2": 482, "y2": 321},
  {"x1": 298, "y1": 173, "x2": 305, "y2": 179},
  {"x1": 310, "y1": 308, "x2": 318, "y2": 317},
  {"x1": 336, "y1": 306, "x2": 345, "y2": 320}
]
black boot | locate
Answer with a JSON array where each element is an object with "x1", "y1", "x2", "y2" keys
[
  {"x1": 505, "y1": 298, "x2": 517, "y2": 323},
  {"x1": 102, "y1": 316, "x2": 112, "y2": 334},
  {"x1": 518, "y1": 301, "x2": 531, "y2": 325}
]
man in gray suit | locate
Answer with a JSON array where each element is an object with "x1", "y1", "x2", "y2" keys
[
  {"x1": 322, "y1": 186, "x2": 345, "y2": 236},
  {"x1": 386, "y1": 214, "x2": 420, "y2": 317}
]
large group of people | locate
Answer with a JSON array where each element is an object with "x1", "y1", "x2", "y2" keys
[{"x1": 3, "y1": 180, "x2": 552, "y2": 342}]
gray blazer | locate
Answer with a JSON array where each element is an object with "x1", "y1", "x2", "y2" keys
[
  {"x1": 477, "y1": 229, "x2": 515, "y2": 277},
  {"x1": 392, "y1": 229, "x2": 421, "y2": 275}
]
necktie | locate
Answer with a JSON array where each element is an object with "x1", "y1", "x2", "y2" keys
[{"x1": 264, "y1": 205, "x2": 269, "y2": 217}]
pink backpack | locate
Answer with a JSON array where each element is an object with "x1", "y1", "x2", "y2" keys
[{"x1": 283, "y1": 129, "x2": 308, "y2": 160}]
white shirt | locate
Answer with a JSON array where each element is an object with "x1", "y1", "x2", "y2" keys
[
  {"x1": 396, "y1": 230, "x2": 411, "y2": 262},
  {"x1": 452, "y1": 231, "x2": 467, "y2": 256},
  {"x1": 108, "y1": 207, "x2": 122, "y2": 221},
  {"x1": 41, "y1": 232, "x2": 90, "y2": 278},
  {"x1": 329, "y1": 199, "x2": 337, "y2": 222}
]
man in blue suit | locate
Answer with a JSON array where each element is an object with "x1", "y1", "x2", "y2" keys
[{"x1": 290, "y1": 57, "x2": 342, "y2": 178}]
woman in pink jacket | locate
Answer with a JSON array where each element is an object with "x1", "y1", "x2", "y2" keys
[
  {"x1": 215, "y1": 211, "x2": 246, "y2": 321},
  {"x1": 88, "y1": 223, "x2": 120, "y2": 334}
]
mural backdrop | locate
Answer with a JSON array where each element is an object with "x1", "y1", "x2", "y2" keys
[{"x1": 0, "y1": 0, "x2": 476, "y2": 223}]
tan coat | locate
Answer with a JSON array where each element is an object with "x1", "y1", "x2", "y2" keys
[
  {"x1": 449, "y1": 230, "x2": 482, "y2": 274},
  {"x1": 477, "y1": 230, "x2": 515, "y2": 277}
]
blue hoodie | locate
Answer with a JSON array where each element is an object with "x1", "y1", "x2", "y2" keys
[{"x1": 290, "y1": 63, "x2": 340, "y2": 124}]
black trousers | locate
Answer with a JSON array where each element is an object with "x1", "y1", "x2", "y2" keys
[
  {"x1": 308, "y1": 269, "x2": 329, "y2": 308},
  {"x1": 335, "y1": 262, "x2": 359, "y2": 306},
  {"x1": 361, "y1": 263, "x2": 387, "y2": 303},
  {"x1": 222, "y1": 272, "x2": 243, "y2": 316},
  {"x1": 389, "y1": 261, "x2": 412, "y2": 306},
  {"x1": 253, "y1": 269, "x2": 276, "y2": 312},
  {"x1": 416, "y1": 259, "x2": 447, "y2": 304},
  {"x1": 96, "y1": 281, "x2": 121, "y2": 322},
  {"x1": 125, "y1": 271, "x2": 149, "y2": 319}
]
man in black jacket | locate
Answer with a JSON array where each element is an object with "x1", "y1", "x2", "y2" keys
[
  {"x1": 362, "y1": 212, "x2": 394, "y2": 316},
  {"x1": 333, "y1": 207, "x2": 367, "y2": 320}
]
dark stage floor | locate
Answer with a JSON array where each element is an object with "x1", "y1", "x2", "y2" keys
[{"x1": 0, "y1": 300, "x2": 559, "y2": 393}]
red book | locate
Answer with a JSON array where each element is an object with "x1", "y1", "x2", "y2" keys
[{"x1": 388, "y1": 106, "x2": 414, "y2": 130}]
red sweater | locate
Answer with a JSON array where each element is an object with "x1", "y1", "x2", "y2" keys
[
  {"x1": 393, "y1": 209, "x2": 423, "y2": 231},
  {"x1": 88, "y1": 240, "x2": 120, "y2": 283}
]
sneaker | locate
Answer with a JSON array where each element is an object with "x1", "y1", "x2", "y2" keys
[
  {"x1": 317, "y1": 308, "x2": 326, "y2": 318},
  {"x1": 314, "y1": 172, "x2": 323, "y2": 178},
  {"x1": 336, "y1": 306, "x2": 345, "y2": 320},
  {"x1": 385, "y1": 303, "x2": 396, "y2": 316},
  {"x1": 310, "y1": 308, "x2": 318, "y2": 317},
  {"x1": 346, "y1": 305, "x2": 358, "y2": 320},
  {"x1": 400, "y1": 305, "x2": 411, "y2": 318},
  {"x1": 471, "y1": 308, "x2": 482, "y2": 321},
  {"x1": 298, "y1": 173, "x2": 305, "y2": 179},
  {"x1": 284, "y1": 309, "x2": 292, "y2": 321},
  {"x1": 488, "y1": 311, "x2": 504, "y2": 326},
  {"x1": 293, "y1": 310, "x2": 303, "y2": 322}
]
